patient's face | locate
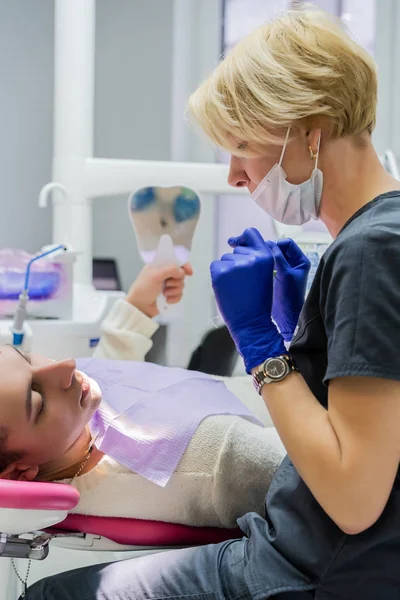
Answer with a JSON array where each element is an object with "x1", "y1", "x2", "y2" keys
[{"x1": 0, "y1": 346, "x2": 101, "y2": 471}]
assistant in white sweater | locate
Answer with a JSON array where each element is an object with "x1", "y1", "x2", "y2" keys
[{"x1": 60, "y1": 264, "x2": 286, "y2": 528}]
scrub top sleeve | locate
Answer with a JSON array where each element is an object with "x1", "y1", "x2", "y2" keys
[{"x1": 322, "y1": 227, "x2": 400, "y2": 383}]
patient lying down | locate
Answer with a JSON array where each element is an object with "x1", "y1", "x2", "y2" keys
[{"x1": 0, "y1": 264, "x2": 285, "y2": 528}]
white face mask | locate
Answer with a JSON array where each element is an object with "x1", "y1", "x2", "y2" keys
[{"x1": 251, "y1": 127, "x2": 323, "y2": 226}]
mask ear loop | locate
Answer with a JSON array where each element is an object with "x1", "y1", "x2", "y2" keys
[
  {"x1": 313, "y1": 133, "x2": 321, "y2": 170},
  {"x1": 278, "y1": 127, "x2": 291, "y2": 167}
]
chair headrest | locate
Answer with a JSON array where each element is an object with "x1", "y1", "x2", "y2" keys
[{"x1": 0, "y1": 478, "x2": 79, "y2": 510}]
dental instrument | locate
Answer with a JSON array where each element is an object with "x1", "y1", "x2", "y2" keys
[{"x1": 11, "y1": 245, "x2": 66, "y2": 346}]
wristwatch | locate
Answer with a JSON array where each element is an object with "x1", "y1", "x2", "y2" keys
[{"x1": 252, "y1": 354, "x2": 298, "y2": 395}]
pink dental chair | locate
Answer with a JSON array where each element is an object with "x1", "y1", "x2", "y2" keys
[{"x1": 0, "y1": 478, "x2": 241, "y2": 597}]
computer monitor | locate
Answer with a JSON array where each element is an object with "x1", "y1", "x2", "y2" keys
[{"x1": 92, "y1": 258, "x2": 122, "y2": 291}]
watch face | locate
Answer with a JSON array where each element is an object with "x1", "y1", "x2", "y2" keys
[{"x1": 265, "y1": 358, "x2": 288, "y2": 380}]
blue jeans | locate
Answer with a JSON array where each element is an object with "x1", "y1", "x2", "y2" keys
[
  {"x1": 25, "y1": 539, "x2": 251, "y2": 600},
  {"x1": 23, "y1": 538, "x2": 315, "y2": 600}
]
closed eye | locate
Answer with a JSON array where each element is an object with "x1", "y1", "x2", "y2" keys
[
  {"x1": 19, "y1": 351, "x2": 45, "y2": 421},
  {"x1": 21, "y1": 353, "x2": 46, "y2": 422},
  {"x1": 9, "y1": 346, "x2": 40, "y2": 423}
]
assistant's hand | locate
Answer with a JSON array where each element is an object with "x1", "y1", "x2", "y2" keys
[
  {"x1": 126, "y1": 263, "x2": 193, "y2": 318},
  {"x1": 266, "y1": 239, "x2": 311, "y2": 341},
  {"x1": 211, "y1": 228, "x2": 285, "y2": 373}
]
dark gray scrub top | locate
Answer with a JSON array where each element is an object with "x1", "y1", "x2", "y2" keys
[{"x1": 238, "y1": 192, "x2": 400, "y2": 599}]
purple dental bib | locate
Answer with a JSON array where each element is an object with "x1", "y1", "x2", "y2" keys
[{"x1": 76, "y1": 358, "x2": 262, "y2": 487}]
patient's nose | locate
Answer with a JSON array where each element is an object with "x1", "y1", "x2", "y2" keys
[{"x1": 35, "y1": 358, "x2": 77, "y2": 390}]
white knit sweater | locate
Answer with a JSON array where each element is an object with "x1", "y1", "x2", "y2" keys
[{"x1": 63, "y1": 300, "x2": 285, "y2": 528}]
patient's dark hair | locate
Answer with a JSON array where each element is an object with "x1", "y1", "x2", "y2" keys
[{"x1": 0, "y1": 426, "x2": 23, "y2": 473}]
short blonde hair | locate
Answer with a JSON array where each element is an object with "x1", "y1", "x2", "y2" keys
[{"x1": 188, "y1": 7, "x2": 378, "y2": 154}]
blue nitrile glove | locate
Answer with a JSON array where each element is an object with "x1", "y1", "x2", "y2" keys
[
  {"x1": 211, "y1": 228, "x2": 285, "y2": 373},
  {"x1": 229, "y1": 231, "x2": 311, "y2": 342},
  {"x1": 265, "y1": 239, "x2": 311, "y2": 341}
]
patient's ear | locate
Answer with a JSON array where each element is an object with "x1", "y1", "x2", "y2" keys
[{"x1": 0, "y1": 463, "x2": 39, "y2": 481}]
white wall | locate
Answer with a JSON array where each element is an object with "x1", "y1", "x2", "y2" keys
[
  {"x1": 0, "y1": 0, "x2": 54, "y2": 253},
  {"x1": 93, "y1": 0, "x2": 174, "y2": 292}
]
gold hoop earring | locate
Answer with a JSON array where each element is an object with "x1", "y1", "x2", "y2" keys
[{"x1": 309, "y1": 146, "x2": 315, "y2": 160}]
